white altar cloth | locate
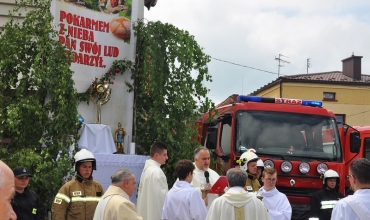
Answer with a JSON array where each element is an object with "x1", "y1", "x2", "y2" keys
[
  {"x1": 78, "y1": 124, "x2": 116, "y2": 154},
  {"x1": 93, "y1": 153, "x2": 149, "y2": 205}
]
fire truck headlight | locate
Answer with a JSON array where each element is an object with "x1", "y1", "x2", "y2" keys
[
  {"x1": 299, "y1": 162, "x2": 310, "y2": 174},
  {"x1": 316, "y1": 163, "x2": 328, "y2": 174},
  {"x1": 281, "y1": 161, "x2": 292, "y2": 173},
  {"x1": 264, "y1": 159, "x2": 274, "y2": 168}
]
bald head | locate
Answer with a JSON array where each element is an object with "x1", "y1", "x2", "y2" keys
[{"x1": 0, "y1": 160, "x2": 17, "y2": 219}]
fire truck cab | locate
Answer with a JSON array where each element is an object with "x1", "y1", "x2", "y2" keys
[{"x1": 200, "y1": 95, "x2": 368, "y2": 220}]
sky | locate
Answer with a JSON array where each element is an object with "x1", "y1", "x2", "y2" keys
[{"x1": 144, "y1": 1, "x2": 370, "y2": 105}]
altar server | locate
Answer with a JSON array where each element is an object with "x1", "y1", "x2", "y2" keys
[
  {"x1": 257, "y1": 167, "x2": 292, "y2": 220},
  {"x1": 162, "y1": 159, "x2": 207, "y2": 220},
  {"x1": 137, "y1": 141, "x2": 169, "y2": 220}
]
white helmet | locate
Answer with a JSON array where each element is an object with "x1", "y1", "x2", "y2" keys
[
  {"x1": 73, "y1": 149, "x2": 96, "y2": 171},
  {"x1": 247, "y1": 148, "x2": 256, "y2": 153},
  {"x1": 257, "y1": 159, "x2": 264, "y2": 168},
  {"x1": 239, "y1": 151, "x2": 259, "y2": 171},
  {"x1": 323, "y1": 169, "x2": 339, "y2": 184}
]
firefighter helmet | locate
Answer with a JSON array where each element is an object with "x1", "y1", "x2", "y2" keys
[
  {"x1": 73, "y1": 149, "x2": 96, "y2": 171},
  {"x1": 257, "y1": 159, "x2": 264, "y2": 168},
  {"x1": 239, "y1": 151, "x2": 259, "y2": 171},
  {"x1": 323, "y1": 169, "x2": 339, "y2": 184}
]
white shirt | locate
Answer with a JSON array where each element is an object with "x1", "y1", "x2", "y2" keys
[
  {"x1": 190, "y1": 163, "x2": 220, "y2": 209},
  {"x1": 162, "y1": 181, "x2": 207, "y2": 220},
  {"x1": 206, "y1": 186, "x2": 270, "y2": 220},
  {"x1": 257, "y1": 187, "x2": 292, "y2": 220},
  {"x1": 331, "y1": 189, "x2": 370, "y2": 220},
  {"x1": 137, "y1": 159, "x2": 168, "y2": 220},
  {"x1": 191, "y1": 163, "x2": 220, "y2": 189}
]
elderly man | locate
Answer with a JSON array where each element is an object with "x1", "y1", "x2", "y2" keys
[
  {"x1": 162, "y1": 159, "x2": 207, "y2": 220},
  {"x1": 137, "y1": 141, "x2": 169, "y2": 220},
  {"x1": 257, "y1": 167, "x2": 292, "y2": 220},
  {"x1": 93, "y1": 169, "x2": 142, "y2": 220},
  {"x1": 331, "y1": 158, "x2": 370, "y2": 220},
  {"x1": 206, "y1": 168, "x2": 270, "y2": 220},
  {"x1": 0, "y1": 160, "x2": 17, "y2": 219}
]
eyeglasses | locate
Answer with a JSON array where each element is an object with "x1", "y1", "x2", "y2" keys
[
  {"x1": 346, "y1": 174, "x2": 355, "y2": 180},
  {"x1": 265, "y1": 178, "x2": 277, "y2": 183}
]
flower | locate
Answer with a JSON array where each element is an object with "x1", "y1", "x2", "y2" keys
[
  {"x1": 110, "y1": 81, "x2": 114, "y2": 85},
  {"x1": 109, "y1": 72, "x2": 113, "y2": 76},
  {"x1": 115, "y1": 68, "x2": 120, "y2": 73}
]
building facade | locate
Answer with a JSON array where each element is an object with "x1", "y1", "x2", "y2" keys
[{"x1": 249, "y1": 55, "x2": 370, "y2": 126}]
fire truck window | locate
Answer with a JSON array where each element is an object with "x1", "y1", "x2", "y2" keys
[
  {"x1": 220, "y1": 120, "x2": 231, "y2": 155},
  {"x1": 235, "y1": 111, "x2": 342, "y2": 160},
  {"x1": 365, "y1": 138, "x2": 370, "y2": 161}
]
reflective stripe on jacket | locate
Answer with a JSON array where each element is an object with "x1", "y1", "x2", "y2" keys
[{"x1": 52, "y1": 177, "x2": 104, "y2": 220}]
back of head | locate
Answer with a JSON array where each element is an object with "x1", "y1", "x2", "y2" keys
[
  {"x1": 0, "y1": 160, "x2": 14, "y2": 190},
  {"x1": 226, "y1": 168, "x2": 248, "y2": 187},
  {"x1": 0, "y1": 160, "x2": 8, "y2": 189},
  {"x1": 175, "y1": 159, "x2": 195, "y2": 180},
  {"x1": 111, "y1": 168, "x2": 133, "y2": 184},
  {"x1": 350, "y1": 158, "x2": 370, "y2": 185},
  {"x1": 150, "y1": 141, "x2": 168, "y2": 157}
]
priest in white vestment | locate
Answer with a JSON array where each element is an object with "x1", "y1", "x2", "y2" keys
[
  {"x1": 93, "y1": 169, "x2": 142, "y2": 220},
  {"x1": 206, "y1": 168, "x2": 270, "y2": 220},
  {"x1": 162, "y1": 159, "x2": 207, "y2": 220},
  {"x1": 137, "y1": 142, "x2": 169, "y2": 220},
  {"x1": 256, "y1": 167, "x2": 292, "y2": 220},
  {"x1": 191, "y1": 147, "x2": 220, "y2": 208}
]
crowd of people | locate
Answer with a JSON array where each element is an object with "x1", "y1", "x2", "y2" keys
[{"x1": 1, "y1": 145, "x2": 370, "y2": 220}]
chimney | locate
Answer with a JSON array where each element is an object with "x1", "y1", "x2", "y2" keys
[{"x1": 341, "y1": 54, "x2": 362, "y2": 80}]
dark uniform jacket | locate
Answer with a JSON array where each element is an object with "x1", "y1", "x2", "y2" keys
[
  {"x1": 52, "y1": 175, "x2": 104, "y2": 220},
  {"x1": 12, "y1": 188, "x2": 45, "y2": 220},
  {"x1": 310, "y1": 188, "x2": 344, "y2": 220}
]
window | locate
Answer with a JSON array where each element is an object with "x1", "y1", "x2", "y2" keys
[
  {"x1": 323, "y1": 92, "x2": 336, "y2": 101},
  {"x1": 220, "y1": 119, "x2": 231, "y2": 155},
  {"x1": 365, "y1": 138, "x2": 370, "y2": 161},
  {"x1": 335, "y1": 114, "x2": 345, "y2": 126}
]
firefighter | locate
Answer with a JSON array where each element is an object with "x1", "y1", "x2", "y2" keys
[
  {"x1": 238, "y1": 151, "x2": 260, "y2": 192},
  {"x1": 52, "y1": 149, "x2": 104, "y2": 220},
  {"x1": 256, "y1": 159, "x2": 264, "y2": 187},
  {"x1": 309, "y1": 169, "x2": 344, "y2": 220}
]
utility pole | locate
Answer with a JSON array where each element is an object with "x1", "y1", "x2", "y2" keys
[
  {"x1": 307, "y1": 58, "x2": 310, "y2": 74},
  {"x1": 275, "y1": 54, "x2": 290, "y2": 77}
]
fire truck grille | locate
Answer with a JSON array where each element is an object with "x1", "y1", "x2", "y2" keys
[{"x1": 277, "y1": 186, "x2": 318, "y2": 198}]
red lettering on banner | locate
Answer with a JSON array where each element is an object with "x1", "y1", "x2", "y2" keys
[
  {"x1": 103, "y1": 46, "x2": 119, "y2": 57},
  {"x1": 59, "y1": 23, "x2": 65, "y2": 35},
  {"x1": 60, "y1": 11, "x2": 109, "y2": 33},
  {"x1": 58, "y1": 10, "x2": 125, "y2": 69},
  {"x1": 71, "y1": 52, "x2": 105, "y2": 68},
  {"x1": 67, "y1": 26, "x2": 94, "y2": 42},
  {"x1": 59, "y1": 36, "x2": 76, "y2": 50}
]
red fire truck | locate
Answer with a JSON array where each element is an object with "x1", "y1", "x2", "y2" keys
[{"x1": 199, "y1": 95, "x2": 370, "y2": 220}]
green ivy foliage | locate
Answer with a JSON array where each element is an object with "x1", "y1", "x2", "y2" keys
[
  {"x1": 0, "y1": 0, "x2": 78, "y2": 212},
  {"x1": 130, "y1": 20, "x2": 215, "y2": 186}
]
